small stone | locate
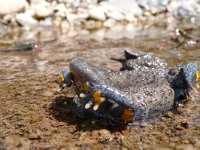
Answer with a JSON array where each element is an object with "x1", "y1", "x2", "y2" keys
[
  {"x1": 89, "y1": 6, "x2": 106, "y2": 21},
  {"x1": 180, "y1": 121, "x2": 190, "y2": 129},
  {"x1": 138, "y1": 0, "x2": 170, "y2": 14},
  {"x1": 125, "y1": 13, "x2": 135, "y2": 22},
  {"x1": 164, "y1": 111, "x2": 173, "y2": 118},
  {"x1": 29, "y1": 134, "x2": 41, "y2": 140},
  {"x1": 66, "y1": 0, "x2": 80, "y2": 8},
  {"x1": 0, "y1": 0, "x2": 28, "y2": 16},
  {"x1": 66, "y1": 13, "x2": 77, "y2": 22},
  {"x1": 108, "y1": 0, "x2": 142, "y2": 16},
  {"x1": 61, "y1": 21, "x2": 70, "y2": 33},
  {"x1": 107, "y1": 11, "x2": 124, "y2": 21},
  {"x1": 77, "y1": 8, "x2": 89, "y2": 19},
  {"x1": 54, "y1": 3, "x2": 67, "y2": 14},
  {"x1": 90, "y1": 29, "x2": 105, "y2": 41},
  {"x1": 53, "y1": 16, "x2": 62, "y2": 27},
  {"x1": 35, "y1": 5, "x2": 52, "y2": 19},
  {"x1": 167, "y1": 0, "x2": 200, "y2": 18},
  {"x1": 84, "y1": 20, "x2": 97, "y2": 29},
  {"x1": 16, "y1": 13, "x2": 38, "y2": 27}
]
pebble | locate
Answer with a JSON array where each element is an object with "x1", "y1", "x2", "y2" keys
[
  {"x1": 138, "y1": 0, "x2": 170, "y2": 14},
  {"x1": 34, "y1": 5, "x2": 52, "y2": 19},
  {"x1": 54, "y1": 3, "x2": 67, "y2": 14},
  {"x1": 77, "y1": 8, "x2": 89, "y2": 19},
  {"x1": 167, "y1": 0, "x2": 200, "y2": 18},
  {"x1": 106, "y1": 11, "x2": 124, "y2": 21},
  {"x1": 1, "y1": 0, "x2": 200, "y2": 27},
  {"x1": 108, "y1": 0, "x2": 143, "y2": 16},
  {"x1": 89, "y1": 6, "x2": 106, "y2": 21},
  {"x1": 0, "y1": 0, "x2": 28, "y2": 16},
  {"x1": 16, "y1": 13, "x2": 38, "y2": 27},
  {"x1": 125, "y1": 13, "x2": 135, "y2": 22}
]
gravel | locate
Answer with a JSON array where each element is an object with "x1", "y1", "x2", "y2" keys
[{"x1": 0, "y1": 0, "x2": 200, "y2": 28}]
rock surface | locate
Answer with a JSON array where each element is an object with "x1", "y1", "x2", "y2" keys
[
  {"x1": 16, "y1": 13, "x2": 38, "y2": 27},
  {"x1": 0, "y1": 0, "x2": 200, "y2": 27},
  {"x1": 89, "y1": 6, "x2": 106, "y2": 21},
  {"x1": 168, "y1": 0, "x2": 200, "y2": 17},
  {"x1": 138, "y1": 0, "x2": 170, "y2": 14},
  {"x1": 108, "y1": 0, "x2": 143, "y2": 16},
  {"x1": 0, "y1": 0, "x2": 28, "y2": 16}
]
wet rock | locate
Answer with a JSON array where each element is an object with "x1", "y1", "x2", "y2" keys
[
  {"x1": 0, "y1": 0, "x2": 28, "y2": 16},
  {"x1": 16, "y1": 13, "x2": 38, "y2": 27},
  {"x1": 89, "y1": 6, "x2": 106, "y2": 21},
  {"x1": 138, "y1": 0, "x2": 170, "y2": 14},
  {"x1": 168, "y1": 0, "x2": 200, "y2": 18}
]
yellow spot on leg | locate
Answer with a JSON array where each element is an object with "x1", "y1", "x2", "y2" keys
[
  {"x1": 80, "y1": 93, "x2": 86, "y2": 98},
  {"x1": 93, "y1": 104, "x2": 100, "y2": 111},
  {"x1": 194, "y1": 70, "x2": 200, "y2": 95},
  {"x1": 93, "y1": 90, "x2": 105, "y2": 111},
  {"x1": 120, "y1": 108, "x2": 134, "y2": 122},
  {"x1": 196, "y1": 70, "x2": 200, "y2": 82},
  {"x1": 59, "y1": 75, "x2": 64, "y2": 83},
  {"x1": 85, "y1": 101, "x2": 93, "y2": 109},
  {"x1": 83, "y1": 81, "x2": 90, "y2": 93}
]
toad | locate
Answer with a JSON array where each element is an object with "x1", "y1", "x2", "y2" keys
[{"x1": 59, "y1": 48, "x2": 200, "y2": 123}]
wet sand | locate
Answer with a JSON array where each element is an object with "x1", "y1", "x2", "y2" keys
[{"x1": 0, "y1": 26, "x2": 200, "y2": 149}]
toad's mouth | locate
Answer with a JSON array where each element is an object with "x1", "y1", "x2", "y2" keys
[{"x1": 59, "y1": 70, "x2": 134, "y2": 122}]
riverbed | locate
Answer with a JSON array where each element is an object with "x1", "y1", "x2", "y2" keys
[{"x1": 0, "y1": 24, "x2": 200, "y2": 149}]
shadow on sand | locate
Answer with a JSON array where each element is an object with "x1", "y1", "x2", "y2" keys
[{"x1": 49, "y1": 96, "x2": 127, "y2": 132}]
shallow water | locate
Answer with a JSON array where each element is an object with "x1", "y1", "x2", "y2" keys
[{"x1": 0, "y1": 24, "x2": 200, "y2": 149}]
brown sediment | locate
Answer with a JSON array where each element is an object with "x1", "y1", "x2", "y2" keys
[{"x1": 0, "y1": 27, "x2": 200, "y2": 149}]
